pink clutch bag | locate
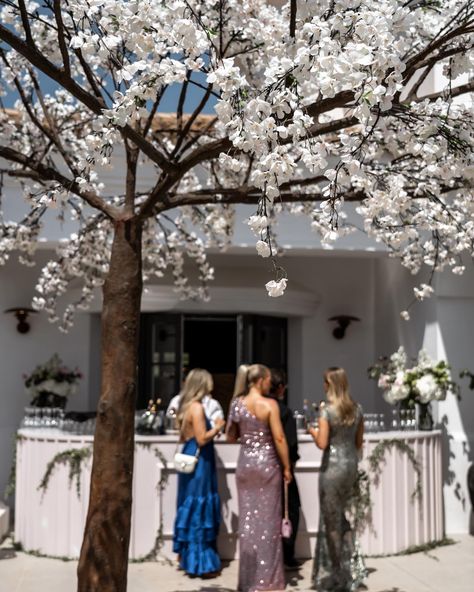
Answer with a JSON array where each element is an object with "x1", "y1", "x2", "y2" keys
[
  {"x1": 281, "y1": 517, "x2": 292, "y2": 539},
  {"x1": 281, "y1": 480, "x2": 293, "y2": 538}
]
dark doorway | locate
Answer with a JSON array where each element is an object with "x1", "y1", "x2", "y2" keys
[
  {"x1": 137, "y1": 314, "x2": 182, "y2": 410},
  {"x1": 138, "y1": 312, "x2": 287, "y2": 413},
  {"x1": 184, "y1": 315, "x2": 237, "y2": 416}
]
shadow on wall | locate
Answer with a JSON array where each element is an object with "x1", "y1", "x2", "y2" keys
[
  {"x1": 373, "y1": 259, "x2": 435, "y2": 415},
  {"x1": 468, "y1": 463, "x2": 474, "y2": 535},
  {"x1": 438, "y1": 298, "x2": 474, "y2": 534},
  {"x1": 439, "y1": 415, "x2": 471, "y2": 516}
]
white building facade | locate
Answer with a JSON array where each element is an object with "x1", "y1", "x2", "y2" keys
[
  {"x1": 0, "y1": 201, "x2": 473, "y2": 537},
  {"x1": 1, "y1": 62, "x2": 473, "y2": 539}
]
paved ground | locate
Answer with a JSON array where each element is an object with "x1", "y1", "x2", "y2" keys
[{"x1": 0, "y1": 535, "x2": 472, "y2": 592}]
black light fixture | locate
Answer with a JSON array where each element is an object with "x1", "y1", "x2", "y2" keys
[
  {"x1": 4, "y1": 307, "x2": 37, "y2": 334},
  {"x1": 328, "y1": 315, "x2": 360, "y2": 339}
]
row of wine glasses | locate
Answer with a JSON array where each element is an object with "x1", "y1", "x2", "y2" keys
[
  {"x1": 391, "y1": 408, "x2": 417, "y2": 431},
  {"x1": 364, "y1": 413, "x2": 386, "y2": 432},
  {"x1": 20, "y1": 407, "x2": 96, "y2": 435},
  {"x1": 21, "y1": 407, "x2": 65, "y2": 429}
]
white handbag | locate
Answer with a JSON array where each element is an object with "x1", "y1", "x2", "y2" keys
[{"x1": 173, "y1": 448, "x2": 200, "y2": 474}]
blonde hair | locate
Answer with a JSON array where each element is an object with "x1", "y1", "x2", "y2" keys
[
  {"x1": 233, "y1": 364, "x2": 249, "y2": 398},
  {"x1": 324, "y1": 367, "x2": 357, "y2": 426},
  {"x1": 176, "y1": 369, "x2": 213, "y2": 432},
  {"x1": 232, "y1": 363, "x2": 270, "y2": 398}
]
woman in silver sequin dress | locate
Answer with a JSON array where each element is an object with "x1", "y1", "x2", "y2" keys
[
  {"x1": 308, "y1": 367, "x2": 367, "y2": 592},
  {"x1": 227, "y1": 364, "x2": 292, "y2": 592}
]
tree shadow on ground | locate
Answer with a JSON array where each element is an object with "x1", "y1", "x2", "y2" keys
[
  {"x1": 285, "y1": 568, "x2": 305, "y2": 588},
  {"x1": 183, "y1": 588, "x2": 234, "y2": 592},
  {"x1": 372, "y1": 589, "x2": 409, "y2": 592},
  {"x1": 0, "y1": 547, "x2": 17, "y2": 560}
]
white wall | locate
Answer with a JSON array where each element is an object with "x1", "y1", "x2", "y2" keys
[
  {"x1": 0, "y1": 251, "x2": 93, "y2": 501},
  {"x1": 434, "y1": 267, "x2": 474, "y2": 534},
  {"x1": 373, "y1": 258, "x2": 474, "y2": 534}
]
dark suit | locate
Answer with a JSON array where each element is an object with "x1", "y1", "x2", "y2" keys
[{"x1": 268, "y1": 395, "x2": 301, "y2": 563}]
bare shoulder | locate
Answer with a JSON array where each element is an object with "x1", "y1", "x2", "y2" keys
[
  {"x1": 266, "y1": 397, "x2": 279, "y2": 410},
  {"x1": 260, "y1": 397, "x2": 278, "y2": 415},
  {"x1": 189, "y1": 401, "x2": 204, "y2": 416}
]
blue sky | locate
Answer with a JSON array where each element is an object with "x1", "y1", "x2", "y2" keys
[{"x1": 2, "y1": 68, "x2": 217, "y2": 115}]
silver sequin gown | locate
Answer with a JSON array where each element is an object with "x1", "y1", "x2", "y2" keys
[
  {"x1": 228, "y1": 397, "x2": 285, "y2": 592},
  {"x1": 312, "y1": 404, "x2": 367, "y2": 592}
]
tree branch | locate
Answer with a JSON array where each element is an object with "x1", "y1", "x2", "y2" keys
[
  {"x1": 418, "y1": 79, "x2": 474, "y2": 102},
  {"x1": 18, "y1": 0, "x2": 35, "y2": 46},
  {"x1": 403, "y1": 21, "x2": 474, "y2": 85},
  {"x1": 161, "y1": 187, "x2": 365, "y2": 210},
  {"x1": 124, "y1": 141, "x2": 138, "y2": 216},
  {"x1": 305, "y1": 90, "x2": 356, "y2": 118},
  {"x1": 0, "y1": 145, "x2": 119, "y2": 219},
  {"x1": 53, "y1": 0, "x2": 70, "y2": 77},
  {"x1": 290, "y1": 0, "x2": 297, "y2": 39},
  {"x1": 0, "y1": 23, "x2": 175, "y2": 174}
]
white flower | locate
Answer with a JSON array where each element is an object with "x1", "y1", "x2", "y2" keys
[
  {"x1": 256, "y1": 240, "x2": 271, "y2": 257},
  {"x1": 414, "y1": 374, "x2": 438, "y2": 403},
  {"x1": 247, "y1": 215, "x2": 268, "y2": 235},
  {"x1": 400, "y1": 310, "x2": 410, "y2": 321},
  {"x1": 414, "y1": 284, "x2": 434, "y2": 301},
  {"x1": 386, "y1": 382, "x2": 410, "y2": 403},
  {"x1": 265, "y1": 278, "x2": 287, "y2": 298}
]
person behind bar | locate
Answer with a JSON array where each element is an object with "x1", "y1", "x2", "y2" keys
[{"x1": 267, "y1": 368, "x2": 302, "y2": 570}]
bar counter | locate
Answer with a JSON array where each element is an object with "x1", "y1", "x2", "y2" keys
[{"x1": 14, "y1": 428, "x2": 443, "y2": 559}]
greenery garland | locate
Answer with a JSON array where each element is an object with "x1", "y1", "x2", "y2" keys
[
  {"x1": 37, "y1": 447, "x2": 92, "y2": 498},
  {"x1": 132, "y1": 443, "x2": 171, "y2": 563},
  {"x1": 350, "y1": 438, "x2": 422, "y2": 534},
  {"x1": 4, "y1": 434, "x2": 25, "y2": 500}
]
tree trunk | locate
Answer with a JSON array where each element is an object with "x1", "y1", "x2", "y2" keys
[{"x1": 77, "y1": 219, "x2": 142, "y2": 592}]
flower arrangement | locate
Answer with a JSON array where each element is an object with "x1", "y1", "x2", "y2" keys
[
  {"x1": 24, "y1": 354, "x2": 82, "y2": 407},
  {"x1": 368, "y1": 347, "x2": 459, "y2": 406}
]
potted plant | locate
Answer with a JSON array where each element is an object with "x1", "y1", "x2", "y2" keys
[{"x1": 24, "y1": 354, "x2": 82, "y2": 409}]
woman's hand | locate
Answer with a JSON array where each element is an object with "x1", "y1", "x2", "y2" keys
[
  {"x1": 283, "y1": 466, "x2": 292, "y2": 484},
  {"x1": 214, "y1": 417, "x2": 226, "y2": 435}
]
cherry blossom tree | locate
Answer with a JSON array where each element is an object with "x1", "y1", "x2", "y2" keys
[{"x1": 0, "y1": 1, "x2": 473, "y2": 590}]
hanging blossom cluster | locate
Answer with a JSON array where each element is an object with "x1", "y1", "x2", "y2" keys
[
  {"x1": 0, "y1": 0, "x2": 473, "y2": 327},
  {"x1": 210, "y1": 0, "x2": 474, "y2": 302}
]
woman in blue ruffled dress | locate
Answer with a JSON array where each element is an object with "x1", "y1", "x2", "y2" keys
[{"x1": 173, "y1": 369, "x2": 225, "y2": 577}]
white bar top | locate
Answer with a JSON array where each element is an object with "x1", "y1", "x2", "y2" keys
[{"x1": 17, "y1": 427, "x2": 442, "y2": 444}]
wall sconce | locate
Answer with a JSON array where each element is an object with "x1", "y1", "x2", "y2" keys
[
  {"x1": 328, "y1": 315, "x2": 360, "y2": 339},
  {"x1": 4, "y1": 307, "x2": 37, "y2": 334}
]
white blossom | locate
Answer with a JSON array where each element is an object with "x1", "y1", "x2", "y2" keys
[
  {"x1": 256, "y1": 240, "x2": 271, "y2": 258},
  {"x1": 0, "y1": 0, "x2": 472, "y2": 325},
  {"x1": 265, "y1": 278, "x2": 287, "y2": 298}
]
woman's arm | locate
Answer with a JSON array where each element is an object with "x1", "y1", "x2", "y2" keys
[
  {"x1": 355, "y1": 415, "x2": 364, "y2": 449},
  {"x1": 190, "y1": 402, "x2": 224, "y2": 447},
  {"x1": 308, "y1": 416, "x2": 330, "y2": 450},
  {"x1": 268, "y1": 399, "x2": 292, "y2": 483},
  {"x1": 225, "y1": 399, "x2": 240, "y2": 442},
  {"x1": 225, "y1": 421, "x2": 239, "y2": 443}
]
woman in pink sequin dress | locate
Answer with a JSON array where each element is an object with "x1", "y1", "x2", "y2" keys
[{"x1": 226, "y1": 364, "x2": 292, "y2": 592}]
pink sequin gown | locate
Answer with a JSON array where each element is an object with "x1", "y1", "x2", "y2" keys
[{"x1": 228, "y1": 398, "x2": 285, "y2": 592}]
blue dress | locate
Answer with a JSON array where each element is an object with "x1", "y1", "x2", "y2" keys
[{"x1": 173, "y1": 418, "x2": 221, "y2": 576}]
